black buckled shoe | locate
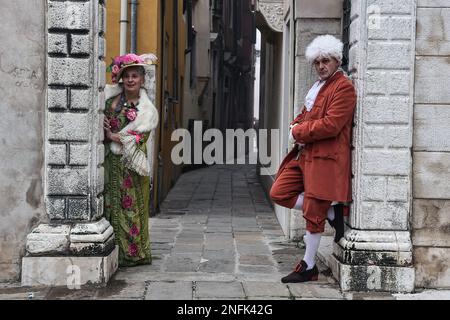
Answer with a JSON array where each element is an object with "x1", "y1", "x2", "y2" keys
[
  {"x1": 281, "y1": 260, "x2": 319, "y2": 283},
  {"x1": 327, "y1": 204, "x2": 344, "y2": 243}
]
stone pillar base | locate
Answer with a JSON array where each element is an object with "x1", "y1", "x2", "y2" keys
[
  {"x1": 322, "y1": 229, "x2": 416, "y2": 293},
  {"x1": 22, "y1": 218, "x2": 118, "y2": 287},
  {"x1": 21, "y1": 246, "x2": 118, "y2": 287},
  {"x1": 328, "y1": 253, "x2": 415, "y2": 293}
]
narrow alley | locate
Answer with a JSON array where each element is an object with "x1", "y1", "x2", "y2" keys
[
  {"x1": 0, "y1": 163, "x2": 348, "y2": 300},
  {"x1": 1, "y1": 163, "x2": 436, "y2": 300}
]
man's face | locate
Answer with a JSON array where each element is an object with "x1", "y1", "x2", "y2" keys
[{"x1": 313, "y1": 57, "x2": 340, "y2": 81}]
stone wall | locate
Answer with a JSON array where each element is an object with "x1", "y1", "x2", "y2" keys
[
  {"x1": 349, "y1": 0, "x2": 414, "y2": 233},
  {"x1": 46, "y1": 0, "x2": 106, "y2": 222},
  {"x1": 0, "y1": 0, "x2": 46, "y2": 282},
  {"x1": 413, "y1": 0, "x2": 450, "y2": 289},
  {"x1": 326, "y1": 0, "x2": 416, "y2": 292}
]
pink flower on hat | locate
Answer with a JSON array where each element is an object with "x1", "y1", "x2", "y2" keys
[
  {"x1": 115, "y1": 54, "x2": 143, "y2": 67},
  {"x1": 112, "y1": 64, "x2": 120, "y2": 74},
  {"x1": 122, "y1": 53, "x2": 143, "y2": 65}
]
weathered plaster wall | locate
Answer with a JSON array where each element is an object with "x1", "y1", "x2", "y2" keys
[
  {"x1": 413, "y1": 0, "x2": 450, "y2": 288},
  {"x1": 0, "y1": 0, "x2": 46, "y2": 281},
  {"x1": 259, "y1": 33, "x2": 284, "y2": 226}
]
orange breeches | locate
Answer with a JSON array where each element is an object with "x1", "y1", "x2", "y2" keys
[{"x1": 270, "y1": 157, "x2": 331, "y2": 233}]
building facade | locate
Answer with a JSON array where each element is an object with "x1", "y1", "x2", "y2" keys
[
  {"x1": 104, "y1": 0, "x2": 194, "y2": 211},
  {"x1": 212, "y1": 0, "x2": 256, "y2": 133},
  {"x1": 257, "y1": 0, "x2": 450, "y2": 291},
  {"x1": 182, "y1": 0, "x2": 213, "y2": 131},
  {"x1": 1, "y1": 0, "x2": 449, "y2": 294}
]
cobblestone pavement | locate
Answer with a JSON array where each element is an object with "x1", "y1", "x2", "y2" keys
[{"x1": 1, "y1": 164, "x2": 442, "y2": 300}]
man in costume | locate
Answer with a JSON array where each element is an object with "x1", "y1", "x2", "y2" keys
[{"x1": 270, "y1": 35, "x2": 356, "y2": 283}]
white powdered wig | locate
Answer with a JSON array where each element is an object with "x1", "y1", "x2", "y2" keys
[{"x1": 305, "y1": 35, "x2": 343, "y2": 64}]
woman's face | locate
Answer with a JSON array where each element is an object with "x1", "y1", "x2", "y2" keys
[{"x1": 122, "y1": 67, "x2": 144, "y2": 93}]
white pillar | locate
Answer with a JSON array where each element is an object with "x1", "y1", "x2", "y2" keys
[
  {"x1": 22, "y1": 0, "x2": 117, "y2": 287},
  {"x1": 329, "y1": 0, "x2": 416, "y2": 292}
]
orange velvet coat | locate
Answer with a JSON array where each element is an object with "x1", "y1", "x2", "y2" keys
[{"x1": 281, "y1": 71, "x2": 356, "y2": 202}]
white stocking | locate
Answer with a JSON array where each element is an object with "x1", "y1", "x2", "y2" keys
[
  {"x1": 293, "y1": 193, "x2": 304, "y2": 210},
  {"x1": 303, "y1": 231, "x2": 322, "y2": 270},
  {"x1": 327, "y1": 205, "x2": 335, "y2": 221}
]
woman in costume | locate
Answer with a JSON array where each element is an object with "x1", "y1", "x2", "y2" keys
[{"x1": 103, "y1": 53, "x2": 158, "y2": 266}]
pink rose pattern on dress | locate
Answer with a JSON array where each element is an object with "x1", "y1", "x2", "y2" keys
[
  {"x1": 128, "y1": 243, "x2": 138, "y2": 257},
  {"x1": 122, "y1": 195, "x2": 134, "y2": 209},
  {"x1": 122, "y1": 176, "x2": 133, "y2": 189},
  {"x1": 129, "y1": 225, "x2": 140, "y2": 237}
]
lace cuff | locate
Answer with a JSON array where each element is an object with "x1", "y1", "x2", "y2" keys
[{"x1": 119, "y1": 133, "x2": 150, "y2": 176}]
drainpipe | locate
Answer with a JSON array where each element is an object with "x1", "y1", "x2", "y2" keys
[
  {"x1": 120, "y1": 0, "x2": 128, "y2": 54},
  {"x1": 130, "y1": 0, "x2": 138, "y2": 53}
]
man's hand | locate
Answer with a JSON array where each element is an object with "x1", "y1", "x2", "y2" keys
[{"x1": 289, "y1": 123, "x2": 304, "y2": 147}]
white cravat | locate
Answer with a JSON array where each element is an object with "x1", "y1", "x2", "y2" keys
[
  {"x1": 304, "y1": 80, "x2": 326, "y2": 112},
  {"x1": 305, "y1": 69, "x2": 342, "y2": 112},
  {"x1": 289, "y1": 79, "x2": 324, "y2": 145}
]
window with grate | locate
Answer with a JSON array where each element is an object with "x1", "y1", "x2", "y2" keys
[{"x1": 342, "y1": 0, "x2": 351, "y2": 72}]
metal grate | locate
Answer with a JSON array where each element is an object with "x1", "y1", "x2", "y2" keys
[{"x1": 342, "y1": 0, "x2": 351, "y2": 72}]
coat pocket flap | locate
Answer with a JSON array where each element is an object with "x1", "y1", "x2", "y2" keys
[{"x1": 312, "y1": 137, "x2": 337, "y2": 159}]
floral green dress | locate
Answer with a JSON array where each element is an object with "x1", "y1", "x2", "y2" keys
[{"x1": 104, "y1": 95, "x2": 151, "y2": 267}]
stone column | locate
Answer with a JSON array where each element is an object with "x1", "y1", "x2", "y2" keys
[
  {"x1": 22, "y1": 0, "x2": 118, "y2": 287},
  {"x1": 328, "y1": 0, "x2": 416, "y2": 292}
]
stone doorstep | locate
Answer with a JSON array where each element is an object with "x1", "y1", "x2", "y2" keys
[{"x1": 21, "y1": 246, "x2": 118, "y2": 287}]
